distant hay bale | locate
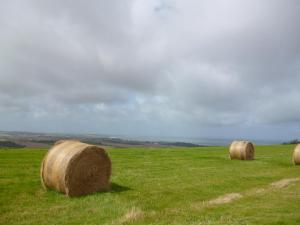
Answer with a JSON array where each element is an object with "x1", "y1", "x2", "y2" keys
[
  {"x1": 40, "y1": 140, "x2": 111, "y2": 197},
  {"x1": 293, "y1": 144, "x2": 300, "y2": 165},
  {"x1": 229, "y1": 140, "x2": 254, "y2": 160}
]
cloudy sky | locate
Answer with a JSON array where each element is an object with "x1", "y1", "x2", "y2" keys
[{"x1": 0, "y1": 0, "x2": 300, "y2": 141}]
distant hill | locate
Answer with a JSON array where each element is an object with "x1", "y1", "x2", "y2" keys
[
  {"x1": 0, "y1": 141, "x2": 25, "y2": 148},
  {"x1": 282, "y1": 139, "x2": 300, "y2": 145},
  {"x1": 0, "y1": 131, "x2": 205, "y2": 148}
]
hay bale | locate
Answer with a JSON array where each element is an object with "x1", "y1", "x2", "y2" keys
[
  {"x1": 40, "y1": 140, "x2": 111, "y2": 197},
  {"x1": 229, "y1": 140, "x2": 254, "y2": 160},
  {"x1": 293, "y1": 144, "x2": 300, "y2": 165}
]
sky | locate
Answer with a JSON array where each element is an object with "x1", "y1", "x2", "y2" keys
[{"x1": 0, "y1": 0, "x2": 300, "y2": 141}]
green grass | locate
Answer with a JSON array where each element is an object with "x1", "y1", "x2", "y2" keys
[{"x1": 1, "y1": 145, "x2": 300, "y2": 225}]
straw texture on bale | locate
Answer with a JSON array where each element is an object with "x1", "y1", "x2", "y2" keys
[
  {"x1": 229, "y1": 140, "x2": 254, "y2": 160},
  {"x1": 41, "y1": 140, "x2": 111, "y2": 197},
  {"x1": 293, "y1": 144, "x2": 300, "y2": 165}
]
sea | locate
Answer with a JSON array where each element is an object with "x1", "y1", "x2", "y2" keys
[{"x1": 102, "y1": 135, "x2": 282, "y2": 146}]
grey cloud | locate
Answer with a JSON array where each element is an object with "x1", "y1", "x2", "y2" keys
[{"x1": 0, "y1": 0, "x2": 300, "y2": 139}]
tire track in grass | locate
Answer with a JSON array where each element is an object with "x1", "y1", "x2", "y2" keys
[{"x1": 109, "y1": 177, "x2": 300, "y2": 224}]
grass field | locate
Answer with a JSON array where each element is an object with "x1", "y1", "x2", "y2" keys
[{"x1": 1, "y1": 145, "x2": 300, "y2": 225}]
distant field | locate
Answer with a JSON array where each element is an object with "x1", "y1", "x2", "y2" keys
[{"x1": 1, "y1": 145, "x2": 300, "y2": 225}]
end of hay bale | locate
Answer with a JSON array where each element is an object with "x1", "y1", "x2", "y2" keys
[
  {"x1": 41, "y1": 140, "x2": 111, "y2": 197},
  {"x1": 229, "y1": 140, "x2": 254, "y2": 160},
  {"x1": 293, "y1": 144, "x2": 300, "y2": 165}
]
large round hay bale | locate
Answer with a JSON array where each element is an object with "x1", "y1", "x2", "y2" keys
[
  {"x1": 293, "y1": 144, "x2": 300, "y2": 165},
  {"x1": 40, "y1": 140, "x2": 111, "y2": 197},
  {"x1": 229, "y1": 140, "x2": 254, "y2": 160}
]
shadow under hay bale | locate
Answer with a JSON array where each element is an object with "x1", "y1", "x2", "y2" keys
[
  {"x1": 229, "y1": 140, "x2": 254, "y2": 160},
  {"x1": 293, "y1": 144, "x2": 300, "y2": 165},
  {"x1": 40, "y1": 140, "x2": 111, "y2": 197},
  {"x1": 109, "y1": 183, "x2": 132, "y2": 193}
]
